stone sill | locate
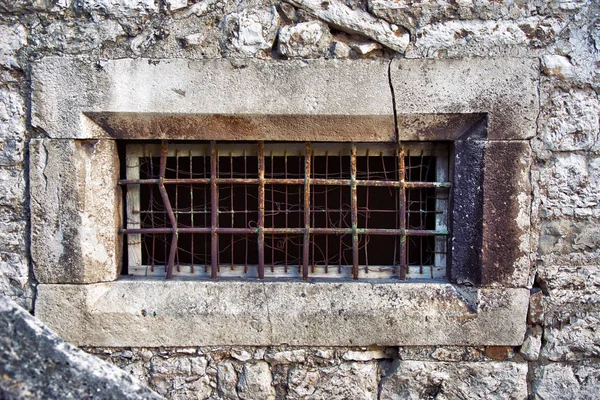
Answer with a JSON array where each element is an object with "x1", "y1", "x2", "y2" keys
[{"x1": 35, "y1": 280, "x2": 529, "y2": 347}]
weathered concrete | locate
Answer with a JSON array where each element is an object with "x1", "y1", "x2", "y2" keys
[
  {"x1": 390, "y1": 57, "x2": 539, "y2": 140},
  {"x1": 35, "y1": 281, "x2": 529, "y2": 347},
  {"x1": 0, "y1": 295, "x2": 161, "y2": 399},
  {"x1": 31, "y1": 57, "x2": 395, "y2": 140},
  {"x1": 30, "y1": 139, "x2": 121, "y2": 284},
  {"x1": 380, "y1": 360, "x2": 528, "y2": 400}
]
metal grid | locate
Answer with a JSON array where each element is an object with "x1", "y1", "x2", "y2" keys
[{"x1": 121, "y1": 141, "x2": 451, "y2": 280}]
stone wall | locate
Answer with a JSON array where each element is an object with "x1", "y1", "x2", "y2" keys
[{"x1": 0, "y1": 0, "x2": 599, "y2": 398}]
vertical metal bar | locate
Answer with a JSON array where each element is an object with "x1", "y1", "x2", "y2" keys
[
  {"x1": 244, "y1": 150, "x2": 248, "y2": 274},
  {"x1": 325, "y1": 150, "x2": 329, "y2": 273},
  {"x1": 258, "y1": 141, "x2": 265, "y2": 279},
  {"x1": 338, "y1": 150, "x2": 343, "y2": 274},
  {"x1": 230, "y1": 152, "x2": 234, "y2": 269},
  {"x1": 210, "y1": 141, "x2": 218, "y2": 279},
  {"x1": 303, "y1": 142, "x2": 311, "y2": 280},
  {"x1": 365, "y1": 149, "x2": 369, "y2": 274},
  {"x1": 159, "y1": 141, "x2": 178, "y2": 279},
  {"x1": 190, "y1": 149, "x2": 194, "y2": 273},
  {"x1": 351, "y1": 144, "x2": 359, "y2": 280},
  {"x1": 270, "y1": 150, "x2": 275, "y2": 272},
  {"x1": 175, "y1": 149, "x2": 180, "y2": 272},
  {"x1": 398, "y1": 145, "x2": 407, "y2": 280},
  {"x1": 284, "y1": 150, "x2": 288, "y2": 273}
]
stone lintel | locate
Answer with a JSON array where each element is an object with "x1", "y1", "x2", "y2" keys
[
  {"x1": 30, "y1": 139, "x2": 121, "y2": 284},
  {"x1": 36, "y1": 281, "x2": 529, "y2": 347},
  {"x1": 390, "y1": 57, "x2": 539, "y2": 140},
  {"x1": 31, "y1": 57, "x2": 395, "y2": 140}
]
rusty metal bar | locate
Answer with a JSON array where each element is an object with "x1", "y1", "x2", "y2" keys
[
  {"x1": 398, "y1": 145, "x2": 407, "y2": 280},
  {"x1": 158, "y1": 140, "x2": 178, "y2": 279},
  {"x1": 303, "y1": 142, "x2": 311, "y2": 281},
  {"x1": 210, "y1": 141, "x2": 218, "y2": 279},
  {"x1": 350, "y1": 144, "x2": 358, "y2": 280},
  {"x1": 258, "y1": 141, "x2": 265, "y2": 279},
  {"x1": 119, "y1": 178, "x2": 450, "y2": 189},
  {"x1": 122, "y1": 227, "x2": 448, "y2": 236}
]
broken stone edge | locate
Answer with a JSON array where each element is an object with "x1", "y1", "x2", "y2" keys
[{"x1": 35, "y1": 281, "x2": 529, "y2": 347}]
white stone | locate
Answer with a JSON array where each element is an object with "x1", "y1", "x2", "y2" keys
[
  {"x1": 178, "y1": 0, "x2": 219, "y2": 18},
  {"x1": 165, "y1": 0, "x2": 187, "y2": 11},
  {"x1": 278, "y1": 21, "x2": 332, "y2": 58},
  {"x1": 342, "y1": 349, "x2": 387, "y2": 361},
  {"x1": 380, "y1": 361, "x2": 528, "y2": 400},
  {"x1": 264, "y1": 349, "x2": 306, "y2": 364},
  {"x1": 179, "y1": 32, "x2": 205, "y2": 47},
  {"x1": 79, "y1": 0, "x2": 157, "y2": 16},
  {"x1": 237, "y1": 362, "x2": 275, "y2": 400},
  {"x1": 0, "y1": 24, "x2": 26, "y2": 69},
  {"x1": 520, "y1": 327, "x2": 542, "y2": 361},
  {"x1": 231, "y1": 349, "x2": 253, "y2": 362},
  {"x1": 349, "y1": 41, "x2": 382, "y2": 55},
  {"x1": 221, "y1": 7, "x2": 280, "y2": 57},
  {"x1": 542, "y1": 312, "x2": 600, "y2": 361},
  {"x1": 406, "y1": 17, "x2": 565, "y2": 58},
  {"x1": 331, "y1": 40, "x2": 351, "y2": 58},
  {"x1": 284, "y1": 0, "x2": 409, "y2": 53},
  {"x1": 542, "y1": 54, "x2": 575, "y2": 78}
]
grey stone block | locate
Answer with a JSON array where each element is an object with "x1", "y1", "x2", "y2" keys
[
  {"x1": 380, "y1": 360, "x2": 528, "y2": 400},
  {"x1": 35, "y1": 281, "x2": 529, "y2": 347},
  {"x1": 30, "y1": 139, "x2": 121, "y2": 283},
  {"x1": 31, "y1": 57, "x2": 395, "y2": 141},
  {"x1": 391, "y1": 57, "x2": 539, "y2": 140}
]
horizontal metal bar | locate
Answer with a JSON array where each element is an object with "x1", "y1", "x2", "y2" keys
[
  {"x1": 119, "y1": 178, "x2": 451, "y2": 188},
  {"x1": 121, "y1": 227, "x2": 449, "y2": 236}
]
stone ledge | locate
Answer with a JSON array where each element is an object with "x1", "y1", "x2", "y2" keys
[{"x1": 36, "y1": 281, "x2": 529, "y2": 347}]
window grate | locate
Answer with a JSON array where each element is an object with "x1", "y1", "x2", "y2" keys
[{"x1": 120, "y1": 141, "x2": 451, "y2": 280}]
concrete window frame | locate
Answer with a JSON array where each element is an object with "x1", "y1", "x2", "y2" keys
[{"x1": 30, "y1": 57, "x2": 538, "y2": 347}]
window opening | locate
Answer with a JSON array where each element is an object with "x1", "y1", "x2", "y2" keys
[{"x1": 121, "y1": 141, "x2": 450, "y2": 280}]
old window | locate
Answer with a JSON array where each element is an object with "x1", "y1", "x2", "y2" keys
[{"x1": 122, "y1": 141, "x2": 450, "y2": 280}]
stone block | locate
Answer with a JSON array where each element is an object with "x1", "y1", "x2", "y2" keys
[
  {"x1": 278, "y1": 21, "x2": 333, "y2": 58},
  {"x1": 0, "y1": 295, "x2": 161, "y2": 399},
  {"x1": 481, "y1": 141, "x2": 532, "y2": 286},
  {"x1": 542, "y1": 310, "x2": 600, "y2": 361},
  {"x1": 220, "y1": 7, "x2": 280, "y2": 57},
  {"x1": 390, "y1": 57, "x2": 539, "y2": 140},
  {"x1": 30, "y1": 139, "x2": 121, "y2": 284},
  {"x1": 0, "y1": 23, "x2": 26, "y2": 69},
  {"x1": 287, "y1": 362, "x2": 378, "y2": 400},
  {"x1": 532, "y1": 362, "x2": 600, "y2": 399},
  {"x1": 237, "y1": 362, "x2": 275, "y2": 400},
  {"x1": 31, "y1": 57, "x2": 395, "y2": 141},
  {"x1": 35, "y1": 281, "x2": 529, "y2": 347},
  {"x1": 380, "y1": 360, "x2": 528, "y2": 400}
]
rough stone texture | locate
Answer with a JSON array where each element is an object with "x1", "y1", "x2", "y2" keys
[
  {"x1": 284, "y1": 0, "x2": 410, "y2": 53},
  {"x1": 237, "y1": 362, "x2": 275, "y2": 400},
  {"x1": 532, "y1": 362, "x2": 600, "y2": 399},
  {"x1": 0, "y1": 295, "x2": 161, "y2": 399},
  {"x1": 220, "y1": 7, "x2": 280, "y2": 57},
  {"x1": 35, "y1": 281, "x2": 529, "y2": 347},
  {"x1": 278, "y1": 21, "x2": 333, "y2": 59},
  {"x1": 30, "y1": 139, "x2": 121, "y2": 283},
  {"x1": 380, "y1": 360, "x2": 528, "y2": 400}
]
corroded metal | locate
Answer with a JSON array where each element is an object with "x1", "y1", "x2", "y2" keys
[
  {"x1": 350, "y1": 144, "x2": 358, "y2": 280},
  {"x1": 303, "y1": 142, "x2": 311, "y2": 281}
]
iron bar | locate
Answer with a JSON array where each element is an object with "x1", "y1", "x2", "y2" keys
[
  {"x1": 350, "y1": 144, "x2": 358, "y2": 280},
  {"x1": 210, "y1": 141, "x2": 218, "y2": 279},
  {"x1": 122, "y1": 227, "x2": 448, "y2": 235},
  {"x1": 119, "y1": 178, "x2": 450, "y2": 189},
  {"x1": 258, "y1": 141, "x2": 265, "y2": 279},
  {"x1": 158, "y1": 141, "x2": 178, "y2": 279},
  {"x1": 398, "y1": 145, "x2": 407, "y2": 280},
  {"x1": 303, "y1": 142, "x2": 311, "y2": 280}
]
